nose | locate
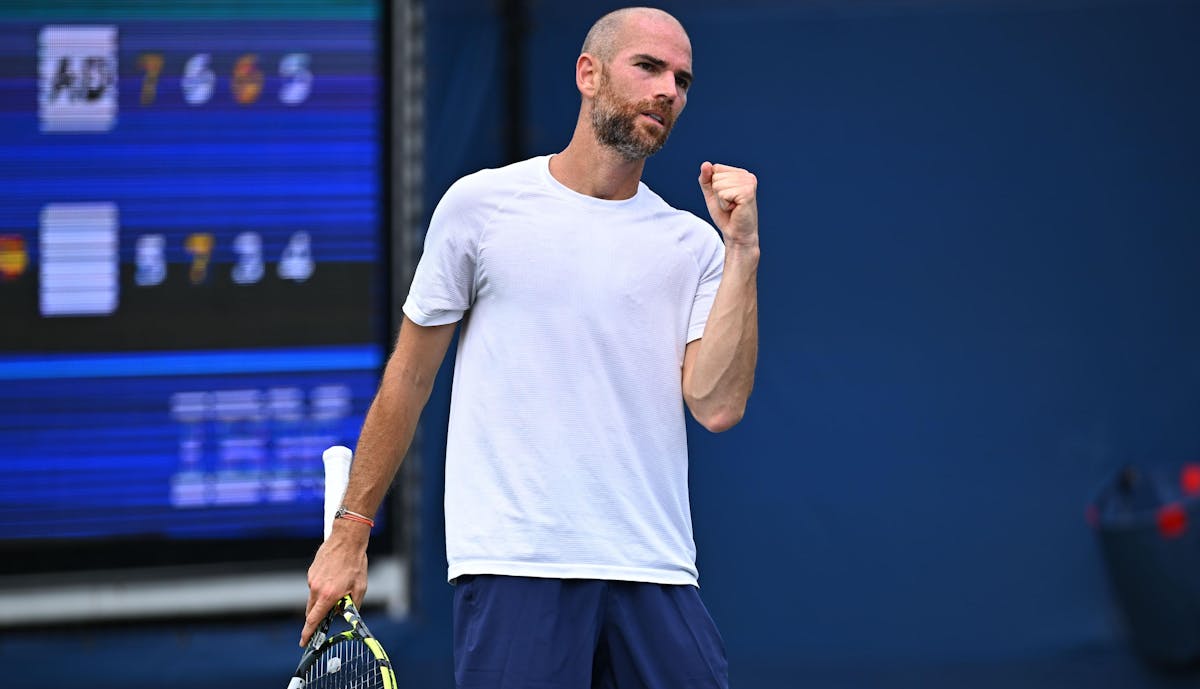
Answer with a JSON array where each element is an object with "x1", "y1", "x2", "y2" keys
[{"x1": 653, "y1": 71, "x2": 679, "y2": 104}]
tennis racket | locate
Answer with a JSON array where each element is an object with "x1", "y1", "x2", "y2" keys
[{"x1": 287, "y1": 445, "x2": 397, "y2": 689}]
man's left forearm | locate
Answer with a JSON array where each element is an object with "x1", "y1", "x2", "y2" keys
[{"x1": 683, "y1": 242, "x2": 759, "y2": 432}]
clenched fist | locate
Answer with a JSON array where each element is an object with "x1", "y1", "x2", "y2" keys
[{"x1": 698, "y1": 162, "x2": 758, "y2": 248}]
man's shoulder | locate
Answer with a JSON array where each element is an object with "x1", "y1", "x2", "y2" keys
[
  {"x1": 449, "y1": 156, "x2": 546, "y2": 195},
  {"x1": 432, "y1": 156, "x2": 547, "y2": 223}
]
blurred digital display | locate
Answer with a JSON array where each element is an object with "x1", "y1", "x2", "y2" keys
[{"x1": 0, "y1": 1, "x2": 386, "y2": 557}]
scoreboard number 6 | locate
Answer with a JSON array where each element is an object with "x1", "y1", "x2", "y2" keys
[
  {"x1": 232, "y1": 54, "x2": 264, "y2": 105},
  {"x1": 182, "y1": 53, "x2": 215, "y2": 105}
]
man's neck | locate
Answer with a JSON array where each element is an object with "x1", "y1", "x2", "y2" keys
[{"x1": 549, "y1": 123, "x2": 646, "y2": 201}]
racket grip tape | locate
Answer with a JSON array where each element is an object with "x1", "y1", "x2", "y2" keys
[{"x1": 322, "y1": 445, "x2": 353, "y2": 540}]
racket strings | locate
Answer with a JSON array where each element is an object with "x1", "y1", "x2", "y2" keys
[{"x1": 303, "y1": 638, "x2": 386, "y2": 688}]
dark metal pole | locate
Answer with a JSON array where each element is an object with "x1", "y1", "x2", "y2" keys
[{"x1": 500, "y1": 0, "x2": 527, "y2": 163}]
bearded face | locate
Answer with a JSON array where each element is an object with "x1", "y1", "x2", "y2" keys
[{"x1": 590, "y1": 68, "x2": 676, "y2": 161}]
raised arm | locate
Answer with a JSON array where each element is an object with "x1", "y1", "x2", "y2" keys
[
  {"x1": 682, "y1": 162, "x2": 759, "y2": 433},
  {"x1": 300, "y1": 315, "x2": 457, "y2": 645}
]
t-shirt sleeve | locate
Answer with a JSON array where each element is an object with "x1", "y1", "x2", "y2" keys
[
  {"x1": 402, "y1": 178, "x2": 483, "y2": 326},
  {"x1": 687, "y1": 224, "x2": 726, "y2": 343}
]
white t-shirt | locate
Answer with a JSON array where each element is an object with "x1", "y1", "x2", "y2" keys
[{"x1": 403, "y1": 155, "x2": 725, "y2": 586}]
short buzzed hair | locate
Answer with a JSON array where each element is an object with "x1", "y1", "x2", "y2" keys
[{"x1": 581, "y1": 7, "x2": 683, "y2": 63}]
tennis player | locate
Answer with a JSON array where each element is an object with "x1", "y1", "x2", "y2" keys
[{"x1": 303, "y1": 7, "x2": 759, "y2": 687}]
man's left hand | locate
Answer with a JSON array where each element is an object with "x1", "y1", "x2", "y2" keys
[{"x1": 698, "y1": 161, "x2": 758, "y2": 248}]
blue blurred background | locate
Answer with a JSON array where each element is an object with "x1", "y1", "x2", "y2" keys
[{"x1": 3, "y1": 0, "x2": 1200, "y2": 687}]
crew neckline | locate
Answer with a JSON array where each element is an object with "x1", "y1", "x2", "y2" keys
[{"x1": 540, "y1": 154, "x2": 646, "y2": 209}]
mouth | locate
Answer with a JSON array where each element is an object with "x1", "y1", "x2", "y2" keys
[{"x1": 641, "y1": 112, "x2": 665, "y2": 127}]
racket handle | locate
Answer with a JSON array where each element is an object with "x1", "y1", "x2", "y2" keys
[{"x1": 322, "y1": 445, "x2": 353, "y2": 540}]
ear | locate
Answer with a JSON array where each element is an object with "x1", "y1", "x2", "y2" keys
[{"x1": 576, "y1": 53, "x2": 600, "y2": 98}]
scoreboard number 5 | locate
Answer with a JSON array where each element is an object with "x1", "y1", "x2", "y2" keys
[{"x1": 279, "y1": 53, "x2": 312, "y2": 105}]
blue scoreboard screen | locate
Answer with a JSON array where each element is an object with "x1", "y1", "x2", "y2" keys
[{"x1": 0, "y1": 1, "x2": 388, "y2": 569}]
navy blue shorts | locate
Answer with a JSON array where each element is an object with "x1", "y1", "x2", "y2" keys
[{"x1": 453, "y1": 575, "x2": 729, "y2": 689}]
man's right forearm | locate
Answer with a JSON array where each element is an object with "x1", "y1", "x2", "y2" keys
[
  {"x1": 338, "y1": 316, "x2": 458, "y2": 523},
  {"x1": 301, "y1": 317, "x2": 456, "y2": 646}
]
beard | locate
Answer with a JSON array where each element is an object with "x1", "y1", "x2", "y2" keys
[{"x1": 590, "y1": 72, "x2": 675, "y2": 161}]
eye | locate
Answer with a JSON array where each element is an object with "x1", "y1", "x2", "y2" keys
[
  {"x1": 636, "y1": 61, "x2": 655, "y2": 72},
  {"x1": 676, "y1": 76, "x2": 691, "y2": 91}
]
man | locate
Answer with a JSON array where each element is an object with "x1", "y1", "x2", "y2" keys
[{"x1": 302, "y1": 7, "x2": 759, "y2": 688}]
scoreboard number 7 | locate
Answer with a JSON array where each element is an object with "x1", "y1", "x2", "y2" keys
[{"x1": 138, "y1": 53, "x2": 164, "y2": 105}]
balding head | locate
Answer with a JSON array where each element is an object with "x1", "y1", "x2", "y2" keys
[
  {"x1": 581, "y1": 7, "x2": 688, "y2": 64},
  {"x1": 570, "y1": 6, "x2": 693, "y2": 162}
]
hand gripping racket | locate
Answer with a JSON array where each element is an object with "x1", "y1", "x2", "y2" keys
[{"x1": 287, "y1": 445, "x2": 397, "y2": 689}]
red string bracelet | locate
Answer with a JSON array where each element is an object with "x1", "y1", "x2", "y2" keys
[{"x1": 335, "y1": 506, "x2": 376, "y2": 527}]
